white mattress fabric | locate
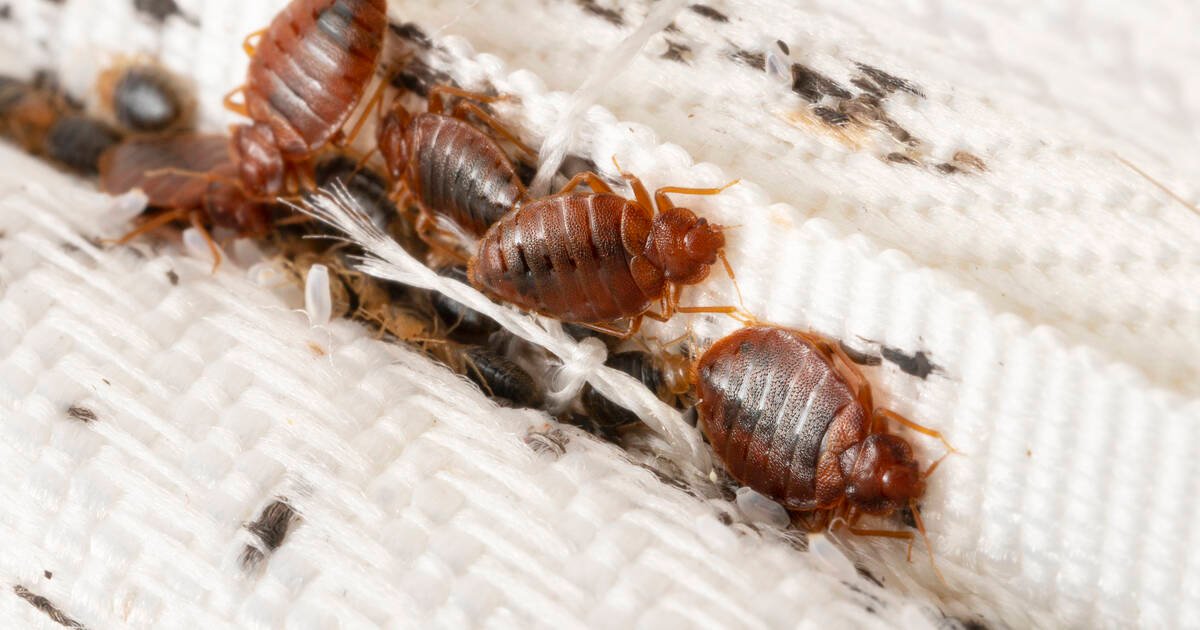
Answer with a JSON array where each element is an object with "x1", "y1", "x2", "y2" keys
[{"x1": 1, "y1": 0, "x2": 1198, "y2": 628}]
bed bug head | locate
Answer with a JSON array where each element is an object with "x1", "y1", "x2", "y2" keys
[
  {"x1": 844, "y1": 433, "x2": 925, "y2": 513},
  {"x1": 232, "y1": 122, "x2": 284, "y2": 197},
  {"x1": 376, "y1": 99, "x2": 413, "y2": 182},
  {"x1": 646, "y1": 207, "x2": 726, "y2": 284}
]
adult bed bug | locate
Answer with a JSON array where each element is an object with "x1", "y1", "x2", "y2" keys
[
  {"x1": 468, "y1": 166, "x2": 744, "y2": 335},
  {"x1": 693, "y1": 325, "x2": 954, "y2": 573}
]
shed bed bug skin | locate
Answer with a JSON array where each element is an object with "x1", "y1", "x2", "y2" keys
[
  {"x1": 461, "y1": 346, "x2": 542, "y2": 408},
  {"x1": 694, "y1": 325, "x2": 954, "y2": 572},
  {"x1": 99, "y1": 133, "x2": 269, "y2": 268},
  {"x1": 468, "y1": 167, "x2": 745, "y2": 334},
  {"x1": 429, "y1": 265, "x2": 501, "y2": 342},
  {"x1": 378, "y1": 85, "x2": 533, "y2": 243},
  {"x1": 96, "y1": 60, "x2": 193, "y2": 134},
  {"x1": 225, "y1": 0, "x2": 388, "y2": 196}
]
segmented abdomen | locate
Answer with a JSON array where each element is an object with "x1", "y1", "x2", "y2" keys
[
  {"x1": 245, "y1": 0, "x2": 386, "y2": 159},
  {"x1": 409, "y1": 113, "x2": 525, "y2": 236},
  {"x1": 100, "y1": 134, "x2": 232, "y2": 208},
  {"x1": 469, "y1": 193, "x2": 656, "y2": 323},
  {"x1": 696, "y1": 326, "x2": 868, "y2": 511}
]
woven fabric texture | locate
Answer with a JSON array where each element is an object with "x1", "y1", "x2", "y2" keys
[{"x1": 1, "y1": 1, "x2": 1198, "y2": 629}]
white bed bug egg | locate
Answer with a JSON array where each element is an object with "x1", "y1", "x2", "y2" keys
[
  {"x1": 809, "y1": 533, "x2": 859, "y2": 582},
  {"x1": 735, "y1": 487, "x2": 790, "y2": 528},
  {"x1": 304, "y1": 263, "x2": 333, "y2": 326},
  {"x1": 182, "y1": 227, "x2": 221, "y2": 267}
]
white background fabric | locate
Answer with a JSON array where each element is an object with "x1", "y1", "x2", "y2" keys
[{"x1": 1, "y1": 0, "x2": 1198, "y2": 628}]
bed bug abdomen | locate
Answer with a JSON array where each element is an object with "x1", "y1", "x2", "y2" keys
[
  {"x1": 696, "y1": 326, "x2": 869, "y2": 511},
  {"x1": 408, "y1": 112, "x2": 526, "y2": 236},
  {"x1": 469, "y1": 193, "x2": 659, "y2": 323},
  {"x1": 244, "y1": 0, "x2": 387, "y2": 159}
]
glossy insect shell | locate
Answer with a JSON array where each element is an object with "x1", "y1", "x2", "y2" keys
[
  {"x1": 107, "y1": 64, "x2": 189, "y2": 133},
  {"x1": 391, "y1": 112, "x2": 526, "y2": 236},
  {"x1": 462, "y1": 346, "x2": 542, "y2": 409},
  {"x1": 244, "y1": 0, "x2": 387, "y2": 160},
  {"x1": 469, "y1": 193, "x2": 663, "y2": 323},
  {"x1": 694, "y1": 326, "x2": 872, "y2": 512}
]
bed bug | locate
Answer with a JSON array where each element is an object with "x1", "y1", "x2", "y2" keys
[
  {"x1": 580, "y1": 350, "x2": 686, "y2": 431},
  {"x1": 44, "y1": 115, "x2": 123, "y2": 175},
  {"x1": 99, "y1": 133, "x2": 269, "y2": 267},
  {"x1": 224, "y1": 0, "x2": 388, "y2": 197},
  {"x1": 429, "y1": 265, "x2": 501, "y2": 342},
  {"x1": 377, "y1": 85, "x2": 533, "y2": 241},
  {"x1": 460, "y1": 346, "x2": 542, "y2": 408},
  {"x1": 693, "y1": 325, "x2": 955, "y2": 573},
  {"x1": 467, "y1": 167, "x2": 744, "y2": 335},
  {"x1": 96, "y1": 60, "x2": 193, "y2": 134}
]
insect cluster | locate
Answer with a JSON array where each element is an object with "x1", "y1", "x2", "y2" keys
[{"x1": 2, "y1": 0, "x2": 954, "y2": 578}]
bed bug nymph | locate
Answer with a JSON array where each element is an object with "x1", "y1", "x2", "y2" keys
[
  {"x1": 96, "y1": 59, "x2": 194, "y2": 134},
  {"x1": 223, "y1": 0, "x2": 388, "y2": 197},
  {"x1": 468, "y1": 165, "x2": 746, "y2": 335},
  {"x1": 376, "y1": 85, "x2": 534, "y2": 245},
  {"x1": 693, "y1": 325, "x2": 956, "y2": 577}
]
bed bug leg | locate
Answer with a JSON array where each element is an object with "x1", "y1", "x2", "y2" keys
[
  {"x1": 242, "y1": 28, "x2": 267, "y2": 56},
  {"x1": 110, "y1": 207, "x2": 189, "y2": 245},
  {"x1": 450, "y1": 100, "x2": 535, "y2": 158},
  {"x1": 653, "y1": 179, "x2": 740, "y2": 212},
  {"x1": 556, "y1": 171, "x2": 613, "y2": 195},
  {"x1": 189, "y1": 210, "x2": 223, "y2": 273},
  {"x1": 223, "y1": 85, "x2": 249, "y2": 117},
  {"x1": 873, "y1": 408, "x2": 958, "y2": 454},
  {"x1": 338, "y1": 78, "x2": 391, "y2": 149}
]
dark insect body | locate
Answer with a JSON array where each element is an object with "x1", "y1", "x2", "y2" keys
[
  {"x1": 694, "y1": 326, "x2": 953, "y2": 569},
  {"x1": 378, "y1": 86, "x2": 531, "y2": 241},
  {"x1": 462, "y1": 346, "x2": 542, "y2": 409},
  {"x1": 44, "y1": 115, "x2": 122, "y2": 175},
  {"x1": 97, "y1": 61, "x2": 192, "y2": 133},
  {"x1": 228, "y1": 0, "x2": 388, "y2": 196},
  {"x1": 99, "y1": 134, "x2": 269, "y2": 266},
  {"x1": 468, "y1": 169, "x2": 741, "y2": 333},
  {"x1": 314, "y1": 154, "x2": 395, "y2": 231}
]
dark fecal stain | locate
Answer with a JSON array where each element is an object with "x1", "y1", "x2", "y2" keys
[
  {"x1": 935, "y1": 163, "x2": 960, "y2": 175},
  {"x1": 952, "y1": 618, "x2": 990, "y2": 630},
  {"x1": 855, "y1": 62, "x2": 925, "y2": 97},
  {"x1": 0, "y1": 5, "x2": 11, "y2": 19},
  {"x1": 101, "y1": 378, "x2": 110, "y2": 386},
  {"x1": 729, "y1": 48, "x2": 765, "y2": 71},
  {"x1": 240, "y1": 499, "x2": 299, "y2": 571},
  {"x1": 43, "y1": 571, "x2": 52, "y2": 580},
  {"x1": 661, "y1": 40, "x2": 692, "y2": 63},
  {"x1": 851, "y1": 76, "x2": 884, "y2": 98},
  {"x1": 689, "y1": 4, "x2": 728, "y2": 22},
  {"x1": 952, "y1": 150, "x2": 988, "y2": 172},
  {"x1": 716, "y1": 511, "x2": 733, "y2": 525},
  {"x1": 12, "y1": 585, "x2": 86, "y2": 629},
  {"x1": 790, "y1": 63, "x2": 851, "y2": 102},
  {"x1": 388, "y1": 21, "x2": 430, "y2": 48},
  {"x1": 133, "y1": 0, "x2": 183, "y2": 23},
  {"x1": 885, "y1": 152, "x2": 920, "y2": 166},
  {"x1": 577, "y1": 0, "x2": 624, "y2": 26},
  {"x1": 839, "y1": 341, "x2": 882, "y2": 366},
  {"x1": 165, "y1": 269, "x2": 179, "y2": 285},
  {"x1": 881, "y1": 345, "x2": 937, "y2": 379},
  {"x1": 663, "y1": 21, "x2": 680, "y2": 34},
  {"x1": 838, "y1": 95, "x2": 884, "y2": 124},
  {"x1": 856, "y1": 565, "x2": 884, "y2": 588},
  {"x1": 41, "y1": 0, "x2": 64, "y2": 4},
  {"x1": 66, "y1": 405, "x2": 97, "y2": 423},
  {"x1": 775, "y1": 40, "x2": 789, "y2": 55},
  {"x1": 812, "y1": 106, "x2": 849, "y2": 126},
  {"x1": 880, "y1": 118, "x2": 918, "y2": 147}
]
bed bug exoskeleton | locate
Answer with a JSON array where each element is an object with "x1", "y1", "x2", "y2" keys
[
  {"x1": 467, "y1": 167, "x2": 744, "y2": 335},
  {"x1": 225, "y1": 0, "x2": 388, "y2": 197},
  {"x1": 377, "y1": 85, "x2": 533, "y2": 242},
  {"x1": 693, "y1": 325, "x2": 955, "y2": 574},
  {"x1": 461, "y1": 346, "x2": 542, "y2": 409},
  {"x1": 99, "y1": 133, "x2": 269, "y2": 267}
]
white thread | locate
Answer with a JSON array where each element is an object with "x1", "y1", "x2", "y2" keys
[
  {"x1": 545, "y1": 336, "x2": 607, "y2": 411},
  {"x1": 528, "y1": 0, "x2": 691, "y2": 196}
]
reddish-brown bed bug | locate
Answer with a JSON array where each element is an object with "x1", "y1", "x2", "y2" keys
[
  {"x1": 467, "y1": 166, "x2": 744, "y2": 335},
  {"x1": 224, "y1": 0, "x2": 388, "y2": 197},
  {"x1": 377, "y1": 85, "x2": 533, "y2": 241},
  {"x1": 693, "y1": 325, "x2": 955, "y2": 575},
  {"x1": 99, "y1": 133, "x2": 269, "y2": 268}
]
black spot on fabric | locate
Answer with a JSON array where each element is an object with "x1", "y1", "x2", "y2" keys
[
  {"x1": 133, "y1": 0, "x2": 183, "y2": 23},
  {"x1": 790, "y1": 63, "x2": 851, "y2": 102},
  {"x1": 66, "y1": 405, "x2": 98, "y2": 423},
  {"x1": 854, "y1": 62, "x2": 925, "y2": 97},
  {"x1": 689, "y1": 4, "x2": 728, "y2": 22},
  {"x1": 577, "y1": 0, "x2": 623, "y2": 26},
  {"x1": 729, "y1": 49, "x2": 765, "y2": 71},
  {"x1": 812, "y1": 106, "x2": 849, "y2": 126},
  {"x1": 662, "y1": 40, "x2": 692, "y2": 63},
  {"x1": 880, "y1": 346, "x2": 936, "y2": 379}
]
